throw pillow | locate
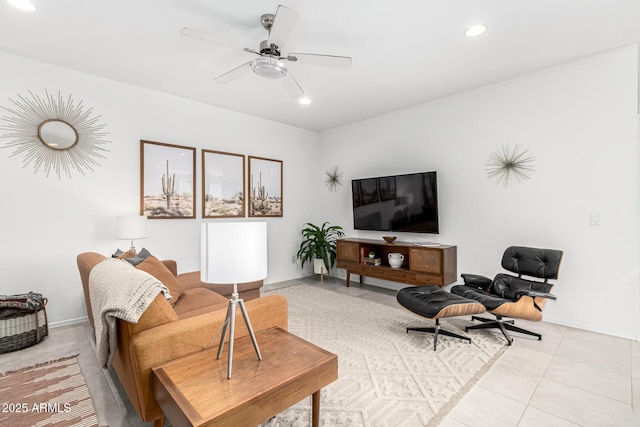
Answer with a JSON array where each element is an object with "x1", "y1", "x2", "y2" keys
[
  {"x1": 135, "y1": 255, "x2": 185, "y2": 306},
  {"x1": 121, "y1": 248, "x2": 152, "y2": 266},
  {"x1": 112, "y1": 248, "x2": 136, "y2": 259}
]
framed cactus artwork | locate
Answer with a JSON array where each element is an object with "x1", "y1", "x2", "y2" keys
[
  {"x1": 140, "y1": 140, "x2": 196, "y2": 219},
  {"x1": 202, "y1": 150, "x2": 245, "y2": 218},
  {"x1": 248, "y1": 156, "x2": 283, "y2": 217}
]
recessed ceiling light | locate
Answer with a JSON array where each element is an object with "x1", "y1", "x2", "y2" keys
[
  {"x1": 6, "y1": 0, "x2": 36, "y2": 12},
  {"x1": 464, "y1": 24, "x2": 487, "y2": 37},
  {"x1": 298, "y1": 97, "x2": 311, "y2": 105}
]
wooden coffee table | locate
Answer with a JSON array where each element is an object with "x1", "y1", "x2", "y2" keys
[{"x1": 152, "y1": 327, "x2": 338, "y2": 427}]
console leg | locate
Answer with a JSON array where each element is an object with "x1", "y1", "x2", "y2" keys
[{"x1": 312, "y1": 390, "x2": 321, "y2": 427}]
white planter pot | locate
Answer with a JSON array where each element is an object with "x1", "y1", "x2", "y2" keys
[{"x1": 313, "y1": 258, "x2": 328, "y2": 274}]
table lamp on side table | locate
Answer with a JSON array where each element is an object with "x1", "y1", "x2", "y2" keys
[
  {"x1": 201, "y1": 221, "x2": 268, "y2": 379},
  {"x1": 116, "y1": 215, "x2": 147, "y2": 253}
]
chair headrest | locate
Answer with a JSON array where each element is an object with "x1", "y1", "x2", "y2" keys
[{"x1": 501, "y1": 246, "x2": 563, "y2": 279}]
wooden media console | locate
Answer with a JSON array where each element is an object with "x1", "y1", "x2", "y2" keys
[{"x1": 336, "y1": 238, "x2": 457, "y2": 287}]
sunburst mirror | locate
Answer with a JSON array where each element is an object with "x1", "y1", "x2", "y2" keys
[
  {"x1": 486, "y1": 145, "x2": 535, "y2": 187},
  {"x1": 0, "y1": 90, "x2": 110, "y2": 178}
]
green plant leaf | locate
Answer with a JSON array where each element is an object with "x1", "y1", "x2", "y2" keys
[{"x1": 296, "y1": 222, "x2": 344, "y2": 271}]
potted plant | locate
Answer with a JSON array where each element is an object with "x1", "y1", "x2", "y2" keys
[{"x1": 296, "y1": 222, "x2": 345, "y2": 276}]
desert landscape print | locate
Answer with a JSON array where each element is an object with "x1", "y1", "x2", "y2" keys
[
  {"x1": 202, "y1": 150, "x2": 245, "y2": 218},
  {"x1": 249, "y1": 156, "x2": 283, "y2": 217},
  {"x1": 141, "y1": 140, "x2": 195, "y2": 218}
]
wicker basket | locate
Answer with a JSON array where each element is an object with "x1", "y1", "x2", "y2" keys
[{"x1": 0, "y1": 293, "x2": 48, "y2": 354}]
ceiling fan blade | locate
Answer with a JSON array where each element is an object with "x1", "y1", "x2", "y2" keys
[
  {"x1": 286, "y1": 53, "x2": 352, "y2": 69},
  {"x1": 214, "y1": 61, "x2": 253, "y2": 83},
  {"x1": 181, "y1": 27, "x2": 248, "y2": 52},
  {"x1": 267, "y1": 5, "x2": 299, "y2": 49},
  {"x1": 281, "y1": 71, "x2": 304, "y2": 98}
]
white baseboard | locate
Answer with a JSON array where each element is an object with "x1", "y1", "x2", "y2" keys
[{"x1": 49, "y1": 316, "x2": 88, "y2": 329}]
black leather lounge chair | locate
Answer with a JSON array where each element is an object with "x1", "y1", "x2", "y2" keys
[{"x1": 451, "y1": 246, "x2": 563, "y2": 345}]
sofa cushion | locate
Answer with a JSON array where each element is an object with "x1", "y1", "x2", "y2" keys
[
  {"x1": 172, "y1": 288, "x2": 228, "y2": 318},
  {"x1": 135, "y1": 255, "x2": 185, "y2": 306},
  {"x1": 177, "y1": 271, "x2": 263, "y2": 299},
  {"x1": 176, "y1": 271, "x2": 205, "y2": 291},
  {"x1": 200, "y1": 280, "x2": 263, "y2": 300}
]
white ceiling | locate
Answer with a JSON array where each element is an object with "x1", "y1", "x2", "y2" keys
[{"x1": 1, "y1": 0, "x2": 640, "y2": 132}]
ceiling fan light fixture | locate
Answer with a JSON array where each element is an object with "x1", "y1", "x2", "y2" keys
[
  {"x1": 464, "y1": 24, "x2": 487, "y2": 37},
  {"x1": 6, "y1": 0, "x2": 35, "y2": 11},
  {"x1": 298, "y1": 96, "x2": 311, "y2": 105},
  {"x1": 252, "y1": 57, "x2": 287, "y2": 79}
]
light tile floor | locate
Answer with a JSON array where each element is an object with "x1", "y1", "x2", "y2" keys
[{"x1": 1, "y1": 276, "x2": 638, "y2": 427}]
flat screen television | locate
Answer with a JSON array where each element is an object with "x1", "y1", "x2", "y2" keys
[{"x1": 351, "y1": 171, "x2": 439, "y2": 234}]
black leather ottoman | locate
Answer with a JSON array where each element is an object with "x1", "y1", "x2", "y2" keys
[{"x1": 397, "y1": 285, "x2": 486, "y2": 350}]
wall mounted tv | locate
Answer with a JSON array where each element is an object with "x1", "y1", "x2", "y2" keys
[{"x1": 351, "y1": 171, "x2": 439, "y2": 234}]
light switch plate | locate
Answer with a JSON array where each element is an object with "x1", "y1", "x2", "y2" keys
[{"x1": 590, "y1": 213, "x2": 602, "y2": 226}]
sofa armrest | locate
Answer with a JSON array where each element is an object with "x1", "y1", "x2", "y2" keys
[
  {"x1": 161, "y1": 260, "x2": 178, "y2": 277},
  {"x1": 125, "y1": 294, "x2": 288, "y2": 421}
]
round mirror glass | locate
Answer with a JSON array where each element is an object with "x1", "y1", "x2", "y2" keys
[{"x1": 38, "y1": 119, "x2": 78, "y2": 150}]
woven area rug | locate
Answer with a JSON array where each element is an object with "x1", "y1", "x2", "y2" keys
[
  {"x1": 0, "y1": 355, "x2": 99, "y2": 427},
  {"x1": 263, "y1": 284, "x2": 507, "y2": 427}
]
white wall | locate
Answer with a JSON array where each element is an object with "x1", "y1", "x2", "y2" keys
[
  {"x1": 319, "y1": 45, "x2": 640, "y2": 340},
  {"x1": 3, "y1": 45, "x2": 639, "y2": 340},
  {"x1": 0, "y1": 52, "x2": 320, "y2": 326}
]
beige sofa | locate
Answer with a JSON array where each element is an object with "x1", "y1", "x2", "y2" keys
[{"x1": 77, "y1": 252, "x2": 288, "y2": 426}]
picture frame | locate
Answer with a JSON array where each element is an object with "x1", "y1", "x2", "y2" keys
[
  {"x1": 248, "y1": 156, "x2": 283, "y2": 217},
  {"x1": 140, "y1": 140, "x2": 196, "y2": 219},
  {"x1": 202, "y1": 150, "x2": 245, "y2": 218}
]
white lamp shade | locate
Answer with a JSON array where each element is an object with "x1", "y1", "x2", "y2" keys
[
  {"x1": 116, "y1": 215, "x2": 148, "y2": 240},
  {"x1": 201, "y1": 222, "x2": 268, "y2": 284}
]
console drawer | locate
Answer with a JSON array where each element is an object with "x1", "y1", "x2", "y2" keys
[
  {"x1": 414, "y1": 274, "x2": 443, "y2": 286},
  {"x1": 337, "y1": 241, "x2": 360, "y2": 263},
  {"x1": 409, "y1": 248, "x2": 442, "y2": 275}
]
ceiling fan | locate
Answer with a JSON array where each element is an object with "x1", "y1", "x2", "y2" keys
[{"x1": 180, "y1": 5, "x2": 352, "y2": 98}]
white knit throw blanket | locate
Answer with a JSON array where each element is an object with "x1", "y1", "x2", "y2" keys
[{"x1": 89, "y1": 258, "x2": 171, "y2": 368}]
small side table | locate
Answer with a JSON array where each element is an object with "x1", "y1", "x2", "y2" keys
[{"x1": 152, "y1": 327, "x2": 338, "y2": 427}]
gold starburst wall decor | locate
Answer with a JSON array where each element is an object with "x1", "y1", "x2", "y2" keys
[
  {"x1": 0, "y1": 90, "x2": 110, "y2": 178},
  {"x1": 325, "y1": 165, "x2": 343, "y2": 192},
  {"x1": 486, "y1": 145, "x2": 535, "y2": 187}
]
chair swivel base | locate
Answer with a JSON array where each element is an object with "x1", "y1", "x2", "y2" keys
[
  {"x1": 407, "y1": 319, "x2": 471, "y2": 351},
  {"x1": 467, "y1": 315, "x2": 542, "y2": 346}
]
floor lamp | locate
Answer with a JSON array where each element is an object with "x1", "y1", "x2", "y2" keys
[{"x1": 201, "y1": 221, "x2": 268, "y2": 379}]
